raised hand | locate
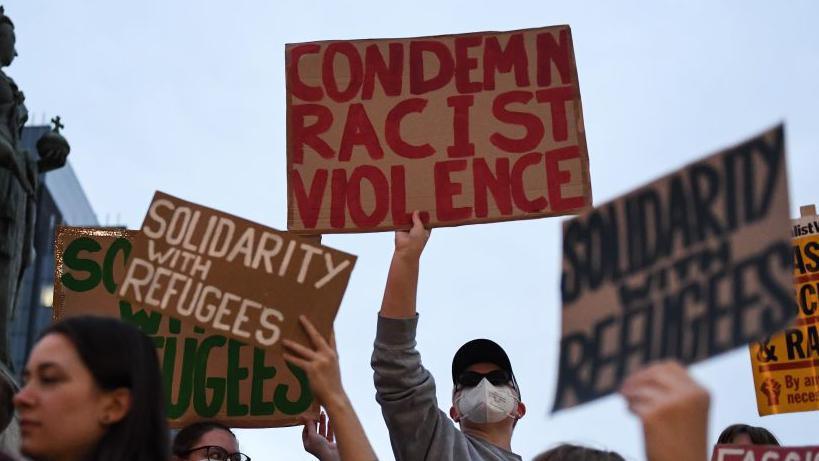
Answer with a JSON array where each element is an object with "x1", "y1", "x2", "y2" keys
[
  {"x1": 620, "y1": 361, "x2": 710, "y2": 461},
  {"x1": 283, "y1": 316, "x2": 377, "y2": 461},
  {"x1": 282, "y1": 316, "x2": 344, "y2": 407},
  {"x1": 394, "y1": 210, "x2": 430, "y2": 261},
  {"x1": 302, "y1": 411, "x2": 339, "y2": 461}
]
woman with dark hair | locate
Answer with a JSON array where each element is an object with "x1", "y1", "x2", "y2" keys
[
  {"x1": 13, "y1": 315, "x2": 169, "y2": 461},
  {"x1": 717, "y1": 424, "x2": 780, "y2": 446},
  {"x1": 172, "y1": 421, "x2": 249, "y2": 461}
]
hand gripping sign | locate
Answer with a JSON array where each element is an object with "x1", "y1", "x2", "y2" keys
[
  {"x1": 286, "y1": 25, "x2": 592, "y2": 233},
  {"x1": 55, "y1": 227, "x2": 322, "y2": 427},
  {"x1": 55, "y1": 193, "x2": 356, "y2": 427},
  {"x1": 749, "y1": 204, "x2": 819, "y2": 416},
  {"x1": 553, "y1": 125, "x2": 794, "y2": 410}
]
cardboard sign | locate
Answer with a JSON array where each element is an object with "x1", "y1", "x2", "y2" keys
[
  {"x1": 117, "y1": 191, "x2": 356, "y2": 351},
  {"x1": 749, "y1": 207, "x2": 819, "y2": 416},
  {"x1": 553, "y1": 125, "x2": 793, "y2": 411},
  {"x1": 286, "y1": 26, "x2": 591, "y2": 233},
  {"x1": 712, "y1": 444, "x2": 819, "y2": 461},
  {"x1": 54, "y1": 227, "x2": 321, "y2": 428}
]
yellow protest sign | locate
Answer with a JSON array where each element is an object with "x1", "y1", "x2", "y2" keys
[{"x1": 749, "y1": 207, "x2": 819, "y2": 415}]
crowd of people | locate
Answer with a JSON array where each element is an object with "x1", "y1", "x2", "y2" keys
[{"x1": 0, "y1": 212, "x2": 788, "y2": 461}]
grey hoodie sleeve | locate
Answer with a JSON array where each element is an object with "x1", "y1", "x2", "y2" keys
[{"x1": 371, "y1": 314, "x2": 456, "y2": 461}]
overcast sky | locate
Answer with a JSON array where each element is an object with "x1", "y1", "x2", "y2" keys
[{"x1": 7, "y1": 1, "x2": 819, "y2": 459}]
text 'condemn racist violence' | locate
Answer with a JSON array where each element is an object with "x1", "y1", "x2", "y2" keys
[{"x1": 286, "y1": 26, "x2": 592, "y2": 232}]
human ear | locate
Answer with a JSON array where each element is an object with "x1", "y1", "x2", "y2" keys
[
  {"x1": 514, "y1": 402, "x2": 526, "y2": 419},
  {"x1": 449, "y1": 406, "x2": 460, "y2": 423},
  {"x1": 99, "y1": 388, "x2": 132, "y2": 425}
]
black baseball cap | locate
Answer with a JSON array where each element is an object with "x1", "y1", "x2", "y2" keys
[{"x1": 451, "y1": 339, "x2": 519, "y2": 397}]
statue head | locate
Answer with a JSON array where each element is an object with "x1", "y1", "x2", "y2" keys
[{"x1": 0, "y1": 7, "x2": 16, "y2": 67}]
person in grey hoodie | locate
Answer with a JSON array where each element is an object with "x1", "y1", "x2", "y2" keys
[{"x1": 372, "y1": 211, "x2": 525, "y2": 461}]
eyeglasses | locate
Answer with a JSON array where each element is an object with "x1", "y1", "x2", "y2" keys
[
  {"x1": 456, "y1": 370, "x2": 512, "y2": 388},
  {"x1": 179, "y1": 445, "x2": 251, "y2": 461}
]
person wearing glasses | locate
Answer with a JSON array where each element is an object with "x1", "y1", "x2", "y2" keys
[
  {"x1": 372, "y1": 211, "x2": 526, "y2": 461},
  {"x1": 171, "y1": 312, "x2": 378, "y2": 461},
  {"x1": 172, "y1": 421, "x2": 250, "y2": 461}
]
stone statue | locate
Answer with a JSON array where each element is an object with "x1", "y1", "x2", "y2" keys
[
  {"x1": 0, "y1": 361, "x2": 18, "y2": 456},
  {"x1": 0, "y1": 6, "x2": 70, "y2": 369}
]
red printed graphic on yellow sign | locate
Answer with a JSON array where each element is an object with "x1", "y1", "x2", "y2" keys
[{"x1": 749, "y1": 212, "x2": 819, "y2": 416}]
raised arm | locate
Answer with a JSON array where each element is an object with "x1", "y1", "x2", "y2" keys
[
  {"x1": 379, "y1": 211, "x2": 429, "y2": 319},
  {"x1": 372, "y1": 211, "x2": 458, "y2": 461},
  {"x1": 284, "y1": 316, "x2": 377, "y2": 461},
  {"x1": 620, "y1": 361, "x2": 710, "y2": 461}
]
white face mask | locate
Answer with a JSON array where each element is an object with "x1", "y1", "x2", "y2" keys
[{"x1": 455, "y1": 378, "x2": 519, "y2": 424}]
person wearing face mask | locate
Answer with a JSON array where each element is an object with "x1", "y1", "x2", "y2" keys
[
  {"x1": 372, "y1": 211, "x2": 525, "y2": 461},
  {"x1": 450, "y1": 339, "x2": 524, "y2": 430}
]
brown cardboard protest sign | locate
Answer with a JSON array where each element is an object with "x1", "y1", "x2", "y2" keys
[
  {"x1": 54, "y1": 227, "x2": 333, "y2": 428},
  {"x1": 749, "y1": 205, "x2": 819, "y2": 416},
  {"x1": 711, "y1": 444, "x2": 819, "y2": 461},
  {"x1": 117, "y1": 192, "x2": 356, "y2": 351},
  {"x1": 552, "y1": 125, "x2": 794, "y2": 411},
  {"x1": 286, "y1": 25, "x2": 591, "y2": 233}
]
